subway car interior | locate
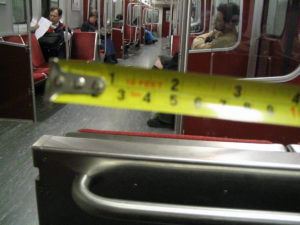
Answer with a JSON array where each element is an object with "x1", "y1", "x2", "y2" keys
[{"x1": 1, "y1": 0, "x2": 300, "y2": 224}]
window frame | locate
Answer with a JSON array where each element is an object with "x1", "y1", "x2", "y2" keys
[
  {"x1": 12, "y1": 0, "x2": 32, "y2": 24},
  {"x1": 189, "y1": 0, "x2": 243, "y2": 54},
  {"x1": 263, "y1": 0, "x2": 289, "y2": 39}
]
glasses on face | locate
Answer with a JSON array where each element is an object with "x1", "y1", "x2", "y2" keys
[{"x1": 50, "y1": 14, "x2": 58, "y2": 18}]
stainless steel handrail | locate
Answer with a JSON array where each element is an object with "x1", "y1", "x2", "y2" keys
[{"x1": 72, "y1": 173, "x2": 300, "y2": 224}]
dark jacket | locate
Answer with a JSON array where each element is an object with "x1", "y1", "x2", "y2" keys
[
  {"x1": 81, "y1": 21, "x2": 98, "y2": 32},
  {"x1": 47, "y1": 22, "x2": 66, "y2": 35}
]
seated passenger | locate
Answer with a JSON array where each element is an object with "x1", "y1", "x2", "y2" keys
[
  {"x1": 81, "y1": 9, "x2": 118, "y2": 64},
  {"x1": 81, "y1": 9, "x2": 98, "y2": 32},
  {"x1": 153, "y1": 3, "x2": 239, "y2": 70},
  {"x1": 38, "y1": 7, "x2": 68, "y2": 61},
  {"x1": 148, "y1": 3, "x2": 240, "y2": 128},
  {"x1": 145, "y1": 29, "x2": 158, "y2": 45}
]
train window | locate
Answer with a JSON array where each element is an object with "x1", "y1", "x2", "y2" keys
[
  {"x1": 127, "y1": 3, "x2": 133, "y2": 26},
  {"x1": 153, "y1": 9, "x2": 159, "y2": 23},
  {"x1": 132, "y1": 4, "x2": 142, "y2": 26},
  {"x1": 50, "y1": 0, "x2": 59, "y2": 8},
  {"x1": 112, "y1": 0, "x2": 123, "y2": 21},
  {"x1": 12, "y1": 0, "x2": 26, "y2": 24},
  {"x1": 190, "y1": 0, "x2": 206, "y2": 34},
  {"x1": 41, "y1": 0, "x2": 59, "y2": 18},
  {"x1": 190, "y1": 0, "x2": 242, "y2": 52},
  {"x1": 145, "y1": 9, "x2": 152, "y2": 24},
  {"x1": 265, "y1": 0, "x2": 288, "y2": 37}
]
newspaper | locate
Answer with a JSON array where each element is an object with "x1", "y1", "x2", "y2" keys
[{"x1": 35, "y1": 17, "x2": 52, "y2": 40}]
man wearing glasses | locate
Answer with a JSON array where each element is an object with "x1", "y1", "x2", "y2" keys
[
  {"x1": 48, "y1": 7, "x2": 66, "y2": 34},
  {"x1": 38, "y1": 7, "x2": 67, "y2": 61}
]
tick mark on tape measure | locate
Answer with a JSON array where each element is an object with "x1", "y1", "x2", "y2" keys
[{"x1": 194, "y1": 97, "x2": 202, "y2": 108}]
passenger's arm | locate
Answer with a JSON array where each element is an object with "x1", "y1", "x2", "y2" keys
[{"x1": 191, "y1": 31, "x2": 214, "y2": 50}]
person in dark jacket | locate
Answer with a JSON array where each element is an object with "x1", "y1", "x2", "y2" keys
[
  {"x1": 38, "y1": 7, "x2": 67, "y2": 61},
  {"x1": 81, "y1": 9, "x2": 98, "y2": 32}
]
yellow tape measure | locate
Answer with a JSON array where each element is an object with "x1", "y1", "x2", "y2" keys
[{"x1": 46, "y1": 60, "x2": 300, "y2": 127}]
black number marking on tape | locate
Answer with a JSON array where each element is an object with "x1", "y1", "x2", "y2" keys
[
  {"x1": 234, "y1": 85, "x2": 242, "y2": 98},
  {"x1": 267, "y1": 105, "x2": 274, "y2": 115},
  {"x1": 171, "y1": 78, "x2": 179, "y2": 91},
  {"x1": 220, "y1": 99, "x2": 227, "y2": 105},
  {"x1": 244, "y1": 102, "x2": 251, "y2": 108},
  {"x1": 170, "y1": 95, "x2": 178, "y2": 106},
  {"x1": 110, "y1": 72, "x2": 115, "y2": 85},
  {"x1": 143, "y1": 92, "x2": 151, "y2": 103},
  {"x1": 118, "y1": 89, "x2": 125, "y2": 101},
  {"x1": 292, "y1": 93, "x2": 300, "y2": 104}
]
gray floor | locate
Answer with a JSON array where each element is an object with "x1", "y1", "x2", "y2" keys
[{"x1": 0, "y1": 38, "x2": 172, "y2": 225}]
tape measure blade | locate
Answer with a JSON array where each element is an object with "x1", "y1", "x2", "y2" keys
[{"x1": 47, "y1": 60, "x2": 300, "y2": 128}]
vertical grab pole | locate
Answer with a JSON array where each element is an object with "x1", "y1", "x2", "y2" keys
[
  {"x1": 97, "y1": 0, "x2": 101, "y2": 61},
  {"x1": 174, "y1": 0, "x2": 192, "y2": 134},
  {"x1": 64, "y1": 2, "x2": 69, "y2": 59},
  {"x1": 25, "y1": 0, "x2": 37, "y2": 122},
  {"x1": 168, "y1": 0, "x2": 173, "y2": 47},
  {"x1": 104, "y1": 0, "x2": 107, "y2": 57},
  {"x1": 122, "y1": 0, "x2": 125, "y2": 59},
  {"x1": 110, "y1": 0, "x2": 113, "y2": 40}
]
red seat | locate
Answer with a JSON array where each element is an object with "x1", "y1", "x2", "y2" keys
[
  {"x1": 0, "y1": 37, "x2": 3, "y2": 42},
  {"x1": 3, "y1": 35, "x2": 24, "y2": 44},
  {"x1": 34, "y1": 72, "x2": 47, "y2": 83},
  {"x1": 72, "y1": 29, "x2": 81, "y2": 33},
  {"x1": 71, "y1": 32, "x2": 97, "y2": 61},
  {"x1": 21, "y1": 34, "x2": 49, "y2": 74},
  {"x1": 78, "y1": 129, "x2": 272, "y2": 144}
]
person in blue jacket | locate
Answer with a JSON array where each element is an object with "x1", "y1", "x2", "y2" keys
[{"x1": 144, "y1": 29, "x2": 157, "y2": 45}]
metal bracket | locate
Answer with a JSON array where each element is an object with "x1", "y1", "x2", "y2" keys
[{"x1": 45, "y1": 58, "x2": 106, "y2": 102}]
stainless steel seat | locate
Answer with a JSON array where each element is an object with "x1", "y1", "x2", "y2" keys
[{"x1": 33, "y1": 135, "x2": 300, "y2": 225}]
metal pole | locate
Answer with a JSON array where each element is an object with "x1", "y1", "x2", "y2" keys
[
  {"x1": 104, "y1": 0, "x2": 107, "y2": 56},
  {"x1": 25, "y1": 0, "x2": 37, "y2": 122},
  {"x1": 110, "y1": 0, "x2": 113, "y2": 39},
  {"x1": 174, "y1": 0, "x2": 192, "y2": 134},
  {"x1": 168, "y1": 0, "x2": 173, "y2": 40},
  {"x1": 122, "y1": 0, "x2": 125, "y2": 58},
  {"x1": 64, "y1": 2, "x2": 69, "y2": 59}
]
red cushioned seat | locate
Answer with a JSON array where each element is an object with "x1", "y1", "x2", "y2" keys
[
  {"x1": 34, "y1": 72, "x2": 47, "y2": 83},
  {"x1": 71, "y1": 32, "x2": 97, "y2": 61},
  {"x1": 78, "y1": 129, "x2": 272, "y2": 144},
  {"x1": 34, "y1": 66, "x2": 49, "y2": 74},
  {"x1": 3, "y1": 35, "x2": 24, "y2": 44},
  {"x1": 21, "y1": 34, "x2": 49, "y2": 73}
]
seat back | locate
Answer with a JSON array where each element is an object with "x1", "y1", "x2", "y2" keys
[
  {"x1": 3, "y1": 35, "x2": 24, "y2": 44},
  {"x1": 71, "y1": 32, "x2": 97, "y2": 61},
  {"x1": 21, "y1": 34, "x2": 47, "y2": 68}
]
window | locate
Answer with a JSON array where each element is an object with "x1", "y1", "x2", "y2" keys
[
  {"x1": 190, "y1": 0, "x2": 242, "y2": 52},
  {"x1": 145, "y1": 9, "x2": 152, "y2": 24},
  {"x1": 266, "y1": 0, "x2": 288, "y2": 37},
  {"x1": 50, "y1": 0, "x2": 59, "y2": 8},
  {"x1": 153, "y1": 9, "x2": 159, "y2": 23},
  {"x1": 12, "y1": 0, "x2": 26, "y2": 24},
  {"x1": 190, "y1": 0, "x2": 203, "y2": 33}
]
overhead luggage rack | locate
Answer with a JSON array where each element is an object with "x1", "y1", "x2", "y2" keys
[{"x1": 33, "y1": 134, "x2": 300, "y2": 225}]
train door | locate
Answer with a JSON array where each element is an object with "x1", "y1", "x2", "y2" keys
[
  {"x1": 162, "y1": 7, "x2": 170, "y2": 37},
  {"x1": 255, "y1": 0, "x2": 300, "y2": 77}
]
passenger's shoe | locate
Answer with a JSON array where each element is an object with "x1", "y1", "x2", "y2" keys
[
  {"x1": 153, "y1": 39, "x2": 158, "y2": 43},
  {"x1": 147, "y1": 117, "x2": 174, "y2": 129}
]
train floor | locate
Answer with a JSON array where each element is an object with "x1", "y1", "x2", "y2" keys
[{"x1": 0, "y1": 37, "x2": 173, "y2": 225}]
